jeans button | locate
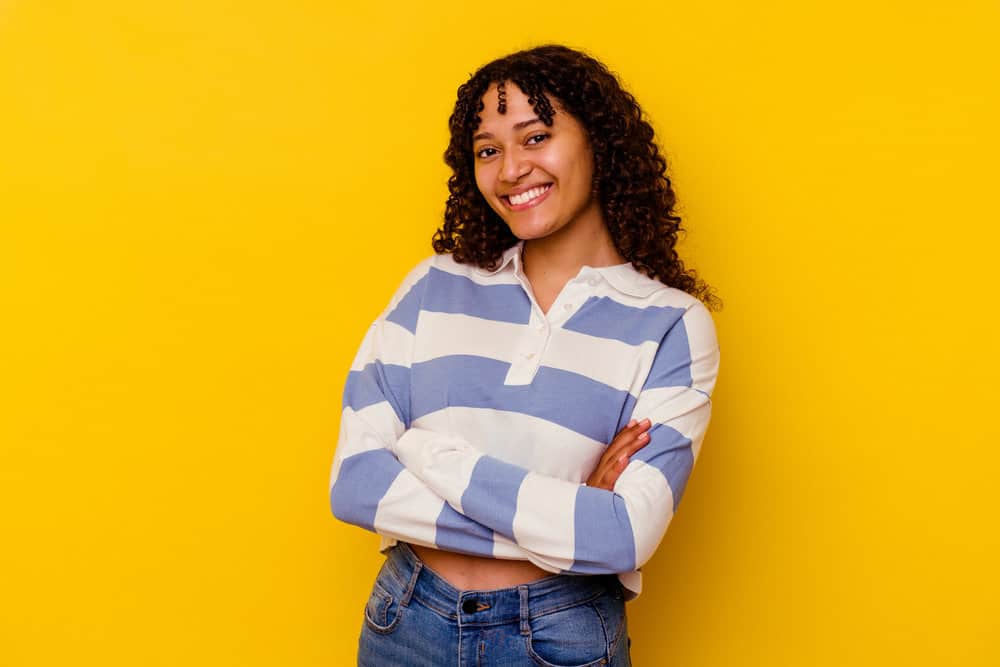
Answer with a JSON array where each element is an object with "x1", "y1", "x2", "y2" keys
[{"x1": 462, "y1": 598, "x2": 478, "y2": 614}]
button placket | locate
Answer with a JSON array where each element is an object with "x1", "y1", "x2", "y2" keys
[{"x1": 504, "y1": 307, "x2": 549, "y2": 385}]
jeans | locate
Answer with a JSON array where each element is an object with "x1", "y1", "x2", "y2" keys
[{"x1": 357, "y1": 543, "x2": 631, "y2": 666}]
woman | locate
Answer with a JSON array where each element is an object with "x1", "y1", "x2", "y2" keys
[{"x1": 330, "y1": 44, "x2": 720, "y2": 666}]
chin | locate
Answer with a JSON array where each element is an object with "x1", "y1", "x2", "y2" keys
[{"x1": 503, "y1": 219, "x2": 562, "y2": 241}]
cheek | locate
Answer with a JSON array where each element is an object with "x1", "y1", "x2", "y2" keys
[{"x1": 473, "y1": 165, "x2": 491, "y2": 197}]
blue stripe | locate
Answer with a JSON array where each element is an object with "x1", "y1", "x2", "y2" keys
[
  {"x1": 385, "y1": 274, "x2": 428, "y2": 334},
  {"x1": 563, "y1": 297, "x2": 685, "y2": 346},
  {"x1": 330, "y1": 449, "x2": 402, "y2": 531},
  {"x1": 410, "y1": 355, "x2": 634, "y2": 444},
  {"x1": 434, "y1": 503, "x2": 497, "y2": 557},
  {"x1": 631, "y1": 424, "x2": 694, "y2": 509},
  {"x1": 460, "y1": 457, "x2": 528, "y2": 541},
  {"x1": 615, "y1": 393, "x2": 639, "y2": 434},
  {"x1": 571, "y1": 486, "x2": 636, "y2": 573},
  {"x1": 422, "y1": 267, "x2": 531, "y2": 324},
  {"x1": 343, "y1": 362, "x2": 411, "y2": 427},
  {"x1": 642, "y1": 319, "x2": 693, "y2": 389}
]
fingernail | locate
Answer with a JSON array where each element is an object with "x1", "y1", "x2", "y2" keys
[
  {"x1": 628, "y1": 419, "x2": 637, "y2": 427},
  {"x1": 642, "y1": 418, "x2": 652, "y2": 426}
]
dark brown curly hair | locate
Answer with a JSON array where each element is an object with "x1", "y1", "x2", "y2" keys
[{"x1": 432, "y1": 44, "x2": 719, "y2": 309}]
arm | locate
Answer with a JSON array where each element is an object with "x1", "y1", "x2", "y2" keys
[
  {"x1": 392, "y1": 301, "x2": 720, "y2": 574},
  {"x1": 329, "y1": 260, "x2": 530, "y2": 561}
]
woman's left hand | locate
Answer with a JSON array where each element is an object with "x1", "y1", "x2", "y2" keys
[{"x1": 585, "y1": 418, "x2": 652, "y2": 491}]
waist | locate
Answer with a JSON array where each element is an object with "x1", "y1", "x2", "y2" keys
[
  {"x1": 385, "y1": 543, "x2": 621, "y2": 622},
  {"x1": 409, "y1": 543, "x2": 549, "y2": 590}
]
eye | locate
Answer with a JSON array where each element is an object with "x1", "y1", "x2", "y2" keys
[
  {"x1": 526, "y1": 133, "x2": 550, "y2": 146},
  {"x1": 475, "y1": 146, "x2": 498, "y2": 159}
]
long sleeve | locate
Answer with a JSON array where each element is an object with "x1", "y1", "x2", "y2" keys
[
  {"x1": 392, "y1": 300, "x2": 720, "y2": 575},
  {"x1": 329, "y1": 260, "x2": 531, "y2": 561}
]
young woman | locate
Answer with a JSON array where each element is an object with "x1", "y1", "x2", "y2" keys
[{"x1": 330, "y1": 44, "x2": 720, "y2": 666}]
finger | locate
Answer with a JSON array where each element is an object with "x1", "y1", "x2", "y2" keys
[
  {"x1": 607, "y1": 424, "x2": 650, "y2": 458},
  {"x1": 632, "y1": 417, "x2": 652, "y2": 433},
  {"x1": 600, "y1": 455, "x2": 630, "y2": 490},
  {"x1": 613, "y1": 417, "x2": 644, "y2": 436},
  {"x1": 606, "y1": 429, "x2": 652, "y2": 469},
  {"x1": 610, "y1": 420, "x2": 649, "y2": 449},
  {"x1": 611, "y1": 421, "x2": 638, "y2": 441},
  {"x1": 624, "y1": 430, "x2": 651, "y2": 455},
  {"x1": 603, "y1": 435, "x2": 637, "y2": 463}
]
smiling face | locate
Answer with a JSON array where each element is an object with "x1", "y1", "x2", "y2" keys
[{"x1": 472, "y1": 82, "x2": 605, "y2": 244}]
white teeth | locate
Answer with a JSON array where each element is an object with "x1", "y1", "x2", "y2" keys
[{"x1": 508, "y1": 185, "x2": 549, "y2": 206}]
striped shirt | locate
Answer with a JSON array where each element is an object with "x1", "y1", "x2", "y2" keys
[{"x1": 329, "y1": 242, "x2": 720, "y2": 598}]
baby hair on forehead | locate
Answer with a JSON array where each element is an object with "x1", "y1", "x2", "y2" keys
[
  {"x1": 479, "y1": 79, "x2": 557, "y2": 129},
  {"x1": 497, "y1": 80, "x2": 506, "y2": 114}
]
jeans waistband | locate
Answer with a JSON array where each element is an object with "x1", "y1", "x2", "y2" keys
[{"x1": 380, "y1": 543, "x2": 620, "y2": 628}]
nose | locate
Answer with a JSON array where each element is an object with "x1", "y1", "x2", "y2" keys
[{"x1": 499, "y1": 149, "x2": 531, "y2": 183}]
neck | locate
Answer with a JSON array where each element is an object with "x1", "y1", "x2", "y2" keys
[{"x1": 521, "y1": 218, "x2": 625, "y2": 286}]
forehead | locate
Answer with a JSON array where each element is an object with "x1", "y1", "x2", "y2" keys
[{"x1": 477, "y1": 82, "x2": 550, "y2": 126}]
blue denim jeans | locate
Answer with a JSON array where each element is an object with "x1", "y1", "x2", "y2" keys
[{"x1": 357, "y1": 543, "x2": 631, "y2": 666}]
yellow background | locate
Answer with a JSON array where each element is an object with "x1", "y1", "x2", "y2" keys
[{"x1": 2, "y1": 0, "x2": 997, "y2": 664}]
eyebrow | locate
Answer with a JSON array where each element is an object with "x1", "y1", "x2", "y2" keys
[{"x1": 473, "y1": 117, "x2": 545, "y2": 142}]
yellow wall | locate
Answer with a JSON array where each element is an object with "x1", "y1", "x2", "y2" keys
[{"x1": 2, "y1": 1, "x2": 997, "y2": 664}]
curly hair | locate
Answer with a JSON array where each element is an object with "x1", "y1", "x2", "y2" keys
[{"x1": 431, "y1": 44, "x2": 719, "y2": 309}]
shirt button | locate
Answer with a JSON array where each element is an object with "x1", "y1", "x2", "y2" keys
[
  {"x1": 563, "y1": 303, "x2": 573, "y2": 311},
  {"x1": 525, "y1": 352, "x2": 535, "y2": 359},
  {"x1": 588, "y1": 277, "x2": 599, "y2": 287},
  {"x1": 462, "y1": 599, "x2": 478, "y2": 614}
]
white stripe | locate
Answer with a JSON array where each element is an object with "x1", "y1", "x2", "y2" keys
[
  {"x1": 393, "y1": 428, "x2": 483, "y2": 513},
  {"x1": 617, "y1": 459, "x2": 674, "y2": 567},
  {"x1": 492, "y1": 533, "x2": 530, "y2": 560},
  {"x1": 412, "y1": 408, "x2": 605, "y2": 481},
  {"x1": 632, "y1": 386, "x2": 712, "y2": 444},
  {"x1": 350, "y1": 319, "x2": 414, "y2": 371},
  {"x1": 680, "y1": 302, "x2": 721, "y2": 396},
  {"x1": 513, "y1": 472, "x2": 578, "y2": 571},
  {"x1": 412, "y1": 311, "x2": 524, "y2": 364},
  {"x1": 330, "y1": 404, "x2": 404, "y2": 488},
  {"x1": 546, "y1": 328, "x2": 659, "y2": 391},
  {"x1": 373, "y1": 469, "x2": 444, "y2": 549}
]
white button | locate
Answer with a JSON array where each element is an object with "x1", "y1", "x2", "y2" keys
[
  {"x1": 563, "y1": 303, "x2": 573, "y2": 311},
  {"x1": 537, "y1": 324, "x2": 546, "y2": 332},
  {"x1": 588, "y1": 277, "x2": 599, "y2": 287},
  {"x1": 525, "y1": 352, "x2": 535, "y2": 359}
]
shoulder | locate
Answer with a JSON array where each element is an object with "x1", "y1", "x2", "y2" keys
[
  {"x1": 614, "y1": 266, "x2": 718, "y2": 347},
  {"x1": 606, "y1": 265, "x2": 711, "y2": 315}
]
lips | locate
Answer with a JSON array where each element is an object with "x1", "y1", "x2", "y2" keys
[{"x1": 502, "y1": 184, "x2": 552, "y2": 211}]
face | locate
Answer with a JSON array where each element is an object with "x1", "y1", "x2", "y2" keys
[{"x1": 472, "y1": 82, "x2": 604, "y2": 242}]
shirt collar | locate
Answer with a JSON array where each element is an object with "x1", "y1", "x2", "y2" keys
[
  {"x1": 474, "y1": 241, "x2": 524, "y2": 276},
  {"x1": 474, "y1": 241, "x2": 663, "y2": 299},
  {"x1": 593, "y1": 263, "x2": 664, "y2": 298}
]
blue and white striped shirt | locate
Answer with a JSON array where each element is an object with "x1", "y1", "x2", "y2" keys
[{"x1": 329, "y1": 242, "x2": 719, "y2": 597}]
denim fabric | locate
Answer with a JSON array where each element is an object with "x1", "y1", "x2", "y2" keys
[{"x1": 357, "y1": 543, "x2": 632, "y2": 666}]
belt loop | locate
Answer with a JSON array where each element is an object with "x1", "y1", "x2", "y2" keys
[
  {"x1": 400, "y1": 560, "x2": 422, "y2": 607},
  {"x1": 518, "y1": 585, "x2": 530, "y2": 636}
]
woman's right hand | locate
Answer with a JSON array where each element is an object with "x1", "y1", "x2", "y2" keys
[{"x1": 585, "y1": 418, "x2": 652, "y2": 491}]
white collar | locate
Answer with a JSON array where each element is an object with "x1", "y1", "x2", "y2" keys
[
  {"x1": 474, "y1": 241, "x2": 664, "y2": 299},
  {"x1": 473, "y1": 241, "x2": 525, "y2": 276}
]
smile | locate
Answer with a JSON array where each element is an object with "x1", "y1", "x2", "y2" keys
[{"x1": 503, "y1": 184, "x2": 552, "y2": 210}]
